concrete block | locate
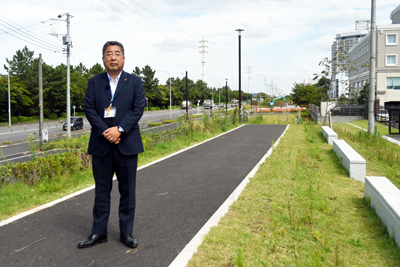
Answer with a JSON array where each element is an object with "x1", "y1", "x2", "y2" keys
[
  {"x1": 321, "y1": 126, "x2": 338, "y2": 145},
  {"x1": 333, "y1": 139, "x2": 366, "y2": 183},
  {"x1": 365, "y1": 176, "x2": 400, "y2": 248}
]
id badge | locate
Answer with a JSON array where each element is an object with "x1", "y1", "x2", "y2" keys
[{"x1": 104, "y1": 107, "x2": 116, "y2": 118}]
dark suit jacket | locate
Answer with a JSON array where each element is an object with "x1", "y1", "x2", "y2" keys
[{"x1": 84, "y1": 71, "x2": 145, "y2": 157}]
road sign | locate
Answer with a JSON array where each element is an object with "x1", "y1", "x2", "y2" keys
[
  {"x1": 253, "y1": 93, "x2": 257, "y2": 97},
  {"x1": 73, "y1": 106, "x2": 76, "y2": 109}
]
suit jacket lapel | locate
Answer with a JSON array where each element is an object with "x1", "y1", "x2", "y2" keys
[{"x1": 101, "y1": 73, "x2": 112, "y2": 101}]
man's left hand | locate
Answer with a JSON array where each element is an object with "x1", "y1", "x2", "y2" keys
[{"x1": 104, "y1": 126, "x2": 121, "y2": 144}]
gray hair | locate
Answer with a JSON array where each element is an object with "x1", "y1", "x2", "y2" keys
[{"x1": 102, "y1": 41, "x2": 125, "y2": 55}]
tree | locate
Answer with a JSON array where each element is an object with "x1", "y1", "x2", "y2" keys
[
  {"x1": 356, "y1": 83, "x2": 369, "y2": 105},
  {"x1": 316, "y1": 44, "x2": 357, "y2": 101},
  {"x1": 5, "y1": 46, "x2": 38, "y2": 116},
  {"x1": 43, "y1": 63, "x2": 67, "y2": 115},
  {"x1": 291, "y1": 83, "x2": 328, "y2": 107},
  {"x1": 71, "y1": 63, "x2": 90, "y2": 112},
  {"x1": 88, "y1": 63, "x2": 105, "y2": 77},
  {"x1": 133, "y1": 65, "x2": 160, "y2": 107}
]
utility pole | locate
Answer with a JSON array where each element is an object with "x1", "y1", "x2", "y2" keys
[
  {"x1": 39, "y1": 54, "x2": 43, "y2": 140},
  {"x1": 271, "y1": 79, "x2": 274, "y2": 97},
  {"x1": 368, "y1": 0, "x2": 376, "y2": 134},
  {"x1": 199, "y1": 36, "x2": 208, "y2": 82},
  {"x1": 264, "y1": 76, "x2": 267, "y2": 99},
  {"x1": 50, "y1": 12, "x2": 73, "y2": 137},
  {"x1": 247, "y1": 66, "x2": 252, "y2": 112},
  {"x1": 186, "y1": 71, "x2": 188, "y2": 119},
  {"x1": 225, "y1": 79, "x2": 228, "y2": 111}
]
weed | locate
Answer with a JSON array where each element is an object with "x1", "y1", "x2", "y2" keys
[{"x1": 236, "y1": 248, "x2": 244, "y2": 267}]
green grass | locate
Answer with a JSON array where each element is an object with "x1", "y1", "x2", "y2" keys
[
  {"x1": 334, "y1": 121, "x2": 400, "y2": 189},
  {"x1": 188, "y1": 121, "x2": 400, "y2": 266},
  {"x1": 3, "y1": 113, "x2": 400, "y2": 266},
  {"x1": 345, "y1": 119, "x2": 390, "y2": 136},
  {"x1": 0, "y1": 120, "x2": 240, "y2": 221}
]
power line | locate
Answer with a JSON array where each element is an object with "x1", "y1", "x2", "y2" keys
[
  {"x1": 0, "y1": 15, "x2": 63, "y2": 50},
  {"x1": 83, "y1": 0, "x2": 194, "y2": 50}
]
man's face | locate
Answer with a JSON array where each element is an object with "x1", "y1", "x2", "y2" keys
[{"x1": 102, "y1": 45, "x2": 125, "y2": 73}]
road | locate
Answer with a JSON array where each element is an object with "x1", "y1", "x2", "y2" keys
[{"x1": 0, "y1": 108, "x2": 213, "y2": 164}]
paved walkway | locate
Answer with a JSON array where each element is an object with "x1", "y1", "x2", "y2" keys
[{"x1": 0, "y1": 124, "x2": 287, "y2": 267}]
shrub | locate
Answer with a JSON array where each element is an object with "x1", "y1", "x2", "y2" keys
[
  {"x1": 60, "y1": 113, "x2": 67, "y2": 118},
  {"x1": 48, "y1": 113, "x2": 57, "y2": 120},
  {"x1": 147, "y1": 122, "x2": 162, "y2": 127},
  {"x1": 192, "y1": 120, "x2": 205, "y2": 133},
  {"x1": 149, "y1": 107, "x2": 160, "y2": 111},
  {"x1": 0, "y1": 150, "x2": 91, "y2": 186},
  {"x1": 17, "y1": 116, "x2": 28, "y2": 123},
  {"x1": 11, "y1": 117, "x2": 18, "y2": 124}
]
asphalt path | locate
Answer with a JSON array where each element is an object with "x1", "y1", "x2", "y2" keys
[{"x1": 0, "y1": 124, "x2": 287, "y2": 267}]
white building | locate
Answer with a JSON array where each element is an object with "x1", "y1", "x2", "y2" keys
[
  {"x1": 330, "y1": 20, "x2": 369, "y2": 98},
  {"x1": 348, "y1": 5, "x2": 400, "y2": 106}
]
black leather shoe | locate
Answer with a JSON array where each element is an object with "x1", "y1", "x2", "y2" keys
[
  {"x1": 120, "y1": 233, "x2": 138, "y2": 248},
  {"x1": 77, "y1": 234, "x2": 107, "y2": 249}
]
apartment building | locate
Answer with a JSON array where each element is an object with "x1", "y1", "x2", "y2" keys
[
  {"x1": 348, "y1": 5, "x2": 400, "y2": 105},
  {"x1": 330, "y1": 20, "x2": 369, "y2": 98}
]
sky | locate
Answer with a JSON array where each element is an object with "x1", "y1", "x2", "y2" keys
[{"x1": 0, "y1": 0, "x2": 398, "y2": 97}]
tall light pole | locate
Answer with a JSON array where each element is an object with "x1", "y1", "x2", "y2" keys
[
  {"x1": 236, "y1": 29, "x2": 244, "y2": 123},
  {"x1": 159, "y1": 70, "x2": 172, "y2": 118},
  {"x1": 8, "y1": 69, "x2": 10, "y2": 128},
  {"x1": 368, "y1": 0, "x2": 376, "y2": 134}
]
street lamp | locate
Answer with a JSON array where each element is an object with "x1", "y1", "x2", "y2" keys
[
  {"x1": 235, "y1": 29, "x2": 244, "y2": 123},
  {"x1": 159, "y1": 70, "x2": 172, "y2": 118}
]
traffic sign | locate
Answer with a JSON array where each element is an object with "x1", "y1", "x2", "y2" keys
[{"x1": 253, "y1": 93, "x2": 257, "y2": 97}]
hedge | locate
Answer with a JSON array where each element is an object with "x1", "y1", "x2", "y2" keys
[
  {"x1": 11, "y1": 117, "x2": 18, "y2": 124},
  {"x1": 48, "y1": 113, "x2": 57, "y2": 120}
]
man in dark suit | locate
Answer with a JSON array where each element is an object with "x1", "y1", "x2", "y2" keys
[{"x1": 78, "y1": 41, "x2": 145, "y2": 249}]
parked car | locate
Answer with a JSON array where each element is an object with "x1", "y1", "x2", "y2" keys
[
  {"x1": 63, "y1": 116, "x2": 84, "y2": 131},
  {"x1": 376, "y1": 109, "x2": 389, "y2": 122},
  {"x1": 330, "y1": 105, "x2": 365, "y2": 116},
  {"x1": 181, "y1": 101, "x2": 192, "y2": 109}
]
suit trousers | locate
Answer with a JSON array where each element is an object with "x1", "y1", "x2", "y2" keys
[{"x1": 91, "y1": 144, "x2": 138, "y2": 235}]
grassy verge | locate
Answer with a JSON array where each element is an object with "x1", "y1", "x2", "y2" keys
[
  {"x1": 0, "y1": 114, "x2": 240, "y2": 221},
  {"x1": 333, "y1": 121, "x2": 400, "y2": 189},
  {"x1": 345, "y1": 119, "x2": 390, "y2": 136},
  {"x1": 188, "y1": 120, "x2": 400, "y2": 266}
]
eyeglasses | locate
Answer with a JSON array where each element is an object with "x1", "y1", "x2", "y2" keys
[{"x1": 104, "y1": 51, "x2": 123, "y2": 58}]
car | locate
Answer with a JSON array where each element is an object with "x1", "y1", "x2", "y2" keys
[
  {"x1": 181, "y1": 101, "x2": 192, "y2": 109},
  {"x1": 330, "y1": 105, "x2": 365, "y2": 116},
  {"x1": 63, "y1": 116, "x2": 84, "y2": 131},
  {"x1": 376, "y1": 109, "x2": 389, "y2": 122}
]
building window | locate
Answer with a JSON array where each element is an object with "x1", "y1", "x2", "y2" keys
[
  {"x1": 387, "y1": 34, "x2": 398, "y2": 45},
  {"x1": 387, "y1": 77, "x2": 400, "y2": 90},
  {"x1": 386, "y1": 55, "x2": 397, "y2": 66}
]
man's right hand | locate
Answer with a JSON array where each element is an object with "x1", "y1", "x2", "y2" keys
[{"x1": 103, "y1": 126, "x2": 121, "y2": 144}]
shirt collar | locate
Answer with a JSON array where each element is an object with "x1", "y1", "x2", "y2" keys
[{"x1": 106, "y1": 71, "x2": 123, "y2": 84}]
